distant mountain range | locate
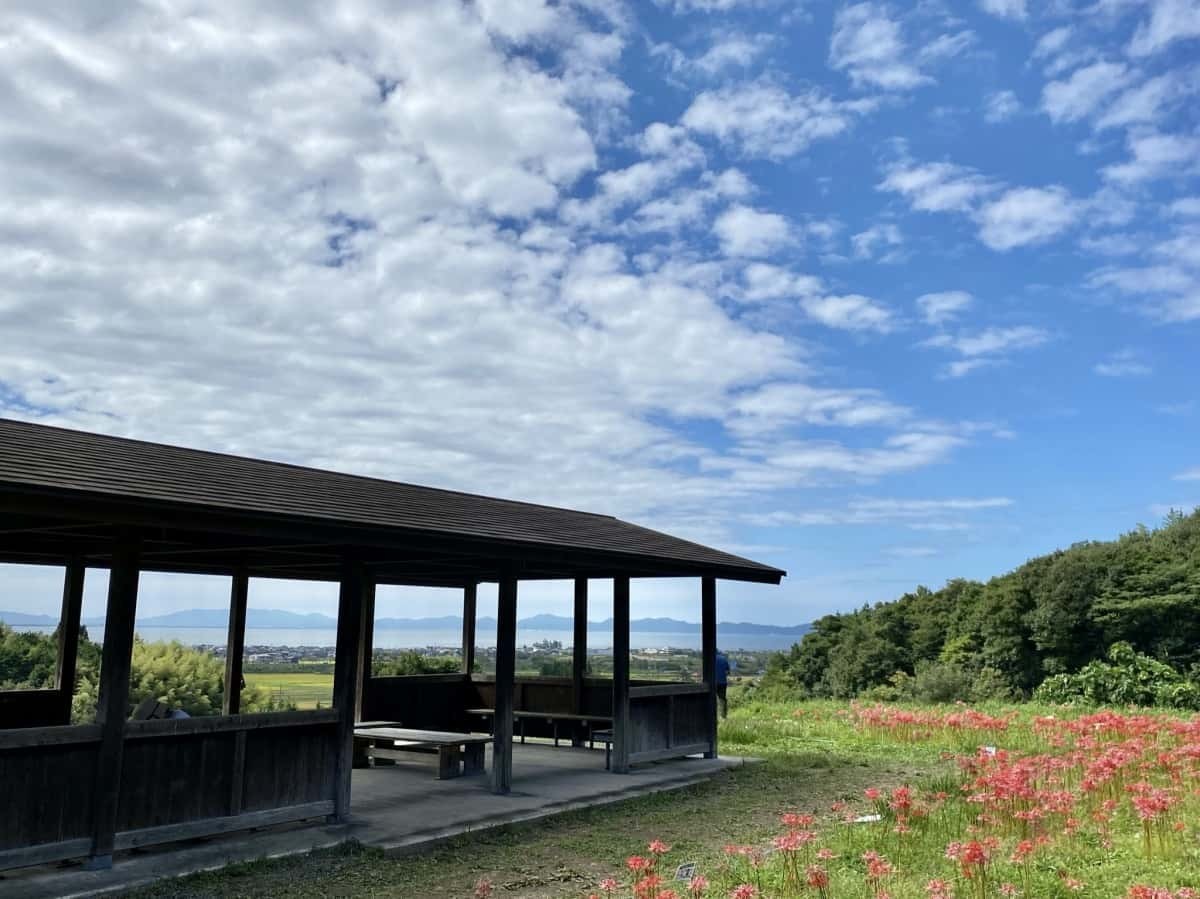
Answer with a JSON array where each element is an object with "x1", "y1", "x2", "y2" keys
[{"x1": 1, "y1": 608, "x2": 810, "y2": 637}]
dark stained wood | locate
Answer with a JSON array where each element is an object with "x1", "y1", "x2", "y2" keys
[
  {"x1": 572, "y1": 578, "x2": 587, "y2": 716},
  {"x1": 222, "y1": 570, "x2": 249, "y2": 716},
  {"x1": 88, "y1": 534, "x2": 141, "y2": 868},
  {"x1": 611, "y1": 576, "x2": 630, "y2": 774},
  {"x1": 0, "y1": 740, "x2": 98, "y2": 858},
  {"x1": 241, "y1": 722, "x2": 337, "y2": 813},
  {"x1": 492, "y1": 575, "x2": 517, "y2": 794},
  {"x1": 627, "y1": 742, "x2": 710, "y2": 765},
  {"x1": 701, "y1": 576, "x2": 717, "y2": 759},
  {"x1": 112, "y1": 800, "x2": 333, "y2": 852},
  {"x1": 330, "y1": 559, "x2": 367, "y2": 821},
  {"x1": 0, "y1": 836, "x2": 94, "y2": 872},
  {"x1": 0, "y1": 723, "x2": 101, "y2": 749},
  {"x1": 55, "y1": 559, "x2": 85, "y2": 725},
  {"x1": 230, "y1": 730, "x2": 247, "y2": 816},
  {"x1": 0, "y1": 419, "x2": 786, "y2": 586},
  {"x1": 124, "y1": 709, "x2": 338, "y2": 739},
  {"x1": 355, "y1": 579, "x2": 376, "y2": 721},
  {"x1": 0, "y1": 689, "x2": 64, "y2": 729},
  {"x1": 628, "y1": 683, "x2": 708, "y2": 699},
  {"x1": 462, "y1": 582, "x2": 477, "y2": 675}
]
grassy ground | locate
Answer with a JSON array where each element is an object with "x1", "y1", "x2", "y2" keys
[
  {"x1": 122, "y1": 699, "x2": 938, "y2": 899},
  {"x1": 121, "y1": 698, "x2": 1200, "y2": 898},
  {"x1": 243, "y1": 672, "x2": 332, "y2": 709}
]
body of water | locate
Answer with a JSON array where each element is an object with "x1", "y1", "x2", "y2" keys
[{"x1": 15, "y1": 625, "x2": 801, "y2": 651}]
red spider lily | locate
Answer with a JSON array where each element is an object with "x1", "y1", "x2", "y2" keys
[
  {"x1": 926, "y1": 879, "x2": 953, "y2": 899},
  {"x1": 473, "y1": 878, "x2": 493, "y2": 898},
  {"x1": 780, "y1": 812, "x2": 815, "y2": 829},
  {"x1": 687, "y1": 874, "x2": 709, "y2": 895},
  {"x1": 599, "y1": 878, "x2": 620, "y2": 893},
  {"x1": 728, "y1": 885, "x2": 757, "y2": 899},
  {"x1": 805, "y1": 864, "x2": 831, "y2": 899},
  {"x1": 627, "y1": 855, "x2": 653, "y2": 873},
  {"x1": 634, "y1": 873, "x2": 664, "y2": 899},
  {"x1": 648, "y1": 840, "x2": 671, "y2": 855}
]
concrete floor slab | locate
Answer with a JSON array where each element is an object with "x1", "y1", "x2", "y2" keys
[{"x1": 1, "y1": 744, "x2": 746, "y2": 899}]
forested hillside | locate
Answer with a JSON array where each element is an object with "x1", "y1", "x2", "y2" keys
[{"x1": 768, "y1": 508, "x2": 1200, "y2": 702}]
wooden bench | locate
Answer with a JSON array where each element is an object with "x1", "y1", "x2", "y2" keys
[
  {"x1": 353, "y1": 725, "x2": 490, "y2": 779},
  {"x1": 466, "y1": 708, "x2": 613, "y2": 747}
]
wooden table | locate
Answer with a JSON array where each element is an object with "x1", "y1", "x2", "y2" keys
[
  {"x1": 466, "y1": 709, "x2": 613, "y2": 747},
  {"x1": 353, "y1": 726, "x2": 490, "y2": 779}
]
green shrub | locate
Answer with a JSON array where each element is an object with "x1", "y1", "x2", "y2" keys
[{"x1": 1033, "y1": 642, "x2": 1200, "y2": 710}]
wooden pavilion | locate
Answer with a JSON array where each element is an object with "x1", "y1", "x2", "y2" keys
[{"x1": 0, "y1": 418, "x2": 784, "y2": 871}]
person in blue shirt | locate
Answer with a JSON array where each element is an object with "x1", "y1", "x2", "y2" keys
[{"x1": 715, "y1": 649, "x2": 732, "y2": 719}]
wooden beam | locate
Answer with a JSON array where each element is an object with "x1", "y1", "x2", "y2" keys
[
  {"x1": 112, "y1": 800, "x2": 334, "y2": 852},
  {"x1": 572, "y1": 579, "x2": 587, "y2": 716},
  {"x1": 611, "y1": 575, "x2": 630, "y2": 773},
  {"x1": 492, "y1": 575, "x2": 517, "y2": 794},
  {"x1": 222, "y1": 570, "x2": 249, "y2": 716},
  {"x1": 88, "y1": 534, "x2": 141, "y2": 870},
  {"x1": 355, "y1": 579, "x2": 376, "y2": 722},
  {"x1": 701, "y1": 576, "x2": 717, "y2": 760},
  {"x1": 55, "y1": 558, "x2": 85, "y2": 725},
  {"x1": 330, "y1": 558, "x2": 368, "y2": 822},
  {"x1": 461, "y1": 582, "x2": 477, "y2": 675}
]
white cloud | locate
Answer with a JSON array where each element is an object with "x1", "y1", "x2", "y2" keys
[
  {"x1": 916, "y1": 290, "x2": 973, "y2": 325},
  {"x1": 1169, "y1": 197, "x2": 1200, "y2": 216},
  {"x1": 1094, "y1": 349, "x2": 1153, "y2": 376},
  {"x1": 1096, "y1": 73, "x2": 1187, "y2": 130},
  {"x1": 1129, "y1": 0, "x2": 1200, "y2": 56},
  {"x1": 802, "y1": 294, "x2": 896, "y2": 332},
  {"x1": 976, "y1": 186, "x2": 1081, "y2": 250},
  {"x1": 1089, "y1": 253, "x2": 1200, "y2": 322},
  {"x1": 851, "y1": 222, "x2": 903, "y2": 260},
  {"x1": 979, "y1": 0, "x2": 1027, "y2": 20},
  {"x1": 682, "y1": 80, "x2": 870, "y2": 158},
  {"x1": 925, "y1": 326, "x2": 1050, "y2": 376},
  {"x1": 1104, "y1": 132, "x2": 1200, "y2": 183},
  {"x1": 984, "y1": 90, "x2": 1021, "y2": 123},
  {"x1": 919, "y1": 31, "x2": 977, "y2": 64},
  {"x1": 713, "y1": 204, "x2": 793, "y2": 256},
  {"x1": 746, "y1": 495, "x2": 1013, "y2": 527},
  {"x1": 694, "y1": 33, "x2": 774, "y2": 74},
  {"x1": 885, "y1": 545, "x2": 939, "y2": 557},
  {"x1": 879, "y1": 161, "x2": 997, "y2": 213},
  {"x1": 728, "y1": 383, "x2": 910, "y2": 435},
  {"x1": 1175, "y1": 467, "x2": 1200, "y2": 481},
  {"x1": 829, "y1": 3, "x2": 932, "y2": 91},
  {"x1": 740, "y1": 263, "x2": 825, "y2": 302},
  {"x1": 1033, "y1": 26, "x2": 1074, "y2": 61},
  {"x1": 1042, "y1": 61, "x2": 1134, "y2": 123}
]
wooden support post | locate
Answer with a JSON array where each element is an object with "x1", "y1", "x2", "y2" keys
[
  {"x1": 461, "y1": 582, "x2": 477, "y2": 675},
  {"x1": 222, "y1": 571, "x2": 249, "y2": 716},
  {"x1": 572, "y1": 578, "x2": 587, "y2": 717},
  {"x1": 330, "y1": 559, "x2": 368, "y2": 822},
  {"x1": 355, "y1": 579, "x2": 376, "y2": 723},
  {"x1": 492, "y1": 575, "x2": 517, "y2": 794},
  {"x1": 55, "y1": 559, "x2": 85, "y2": 726},
  {"x1": 88, "y1": 536, "x2": 141, "y2": 870},
  {"x1": 611, "y1": 576, "x2": 631, "y2": 774},
  {"x1": 701, "y1": 576, "x2": 718, "y2": 759}
]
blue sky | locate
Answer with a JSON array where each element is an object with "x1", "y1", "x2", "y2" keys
[{"x1": 0, "y1": 1, "x2": 1197, "y2": 627}]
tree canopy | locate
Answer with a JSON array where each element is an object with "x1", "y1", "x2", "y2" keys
[{"x1": 767, "y1": 508, "x2": 1200, "y2": 701}]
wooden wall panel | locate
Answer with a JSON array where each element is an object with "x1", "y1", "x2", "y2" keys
[
  {"x1": 0, "y1": 740, "x2": 98, "y2": 849},
  {"x1": 241, "y1": 724, "x2": 337, "y2": 812},
  {"x1": 116, "y1": 733, "x2": 235, "y2": 832}
]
